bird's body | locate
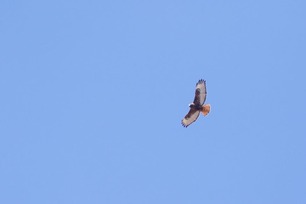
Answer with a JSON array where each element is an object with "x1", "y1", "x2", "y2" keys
[
  {"x1": 189, "y1": 103, "x2": 211, "y2": 115},
  {"x1": 189, "y1": 103, "x2": 202, "y2": 110},
  {"x1": 181, "y1": 79, "x2": 210, "y2": 127}
]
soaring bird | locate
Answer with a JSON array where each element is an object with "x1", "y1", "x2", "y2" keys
[{"x1": 181, "y1": 79, "x2": 211, "y2": 127}]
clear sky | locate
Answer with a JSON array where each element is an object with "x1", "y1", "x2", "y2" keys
[{"x1": 1, "y1": 0, "x2": 306, "y2": 203}]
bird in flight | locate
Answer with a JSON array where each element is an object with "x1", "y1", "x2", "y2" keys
[{"x1": 181, "y1": 79, "x2": 211, "y2": 127}]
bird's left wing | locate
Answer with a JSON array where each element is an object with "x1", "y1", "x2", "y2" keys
[{"x1": 193, "y1": 79, "x2": 207, "y2": 105}]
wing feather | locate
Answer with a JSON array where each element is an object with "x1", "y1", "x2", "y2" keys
[
  {"x1": 181, "y1": 108, "x2": 200, "y2": 127},
  {"x1": 193, "y1": 79, "x2": 207, "y2": 105}
]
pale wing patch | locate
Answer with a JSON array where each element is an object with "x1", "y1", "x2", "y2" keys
[
  {"x1": 181, "y1": 110, "x2": 200, "y2": 127},
  {"x1": 195, "y1": 79, "x2": 207, "y2": 105}
]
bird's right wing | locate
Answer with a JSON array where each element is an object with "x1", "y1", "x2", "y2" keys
[{"x1": 181, "y1": 109, "x2": 200, "y2": 127}]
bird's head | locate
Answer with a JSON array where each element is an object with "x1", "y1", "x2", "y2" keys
[{"x1": 188, "y1": 103, "x2": 195, "y2": 108}]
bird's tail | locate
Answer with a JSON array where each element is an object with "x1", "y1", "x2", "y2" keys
[{"x1": 201, "y1": 104, "x2": 211, "y2": 116}]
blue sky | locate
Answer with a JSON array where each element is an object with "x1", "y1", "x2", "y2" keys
[{"x1": 1, "y1": 0, "x2": 306, "y2": 203}]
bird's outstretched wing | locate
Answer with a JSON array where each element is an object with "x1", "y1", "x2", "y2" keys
[
  {"x1": 181, "y1": 109, "x2": 200, "y2": 127},
  {"x1": 193, "y1": 79, "x2": 207, "y2": 106}
]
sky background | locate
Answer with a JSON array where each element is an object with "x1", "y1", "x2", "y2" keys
[{"x1": 1, "y1": 0, "x2": 306, "y2": 203}]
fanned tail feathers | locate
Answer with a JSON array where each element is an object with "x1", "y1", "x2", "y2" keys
[{"x1": 201, "y1": 104, "x2": 211, "y2": 116}]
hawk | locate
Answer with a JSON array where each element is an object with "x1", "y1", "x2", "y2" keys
[{"x1": 181, "y1": 79, "x2": 211, "y2": 127}]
